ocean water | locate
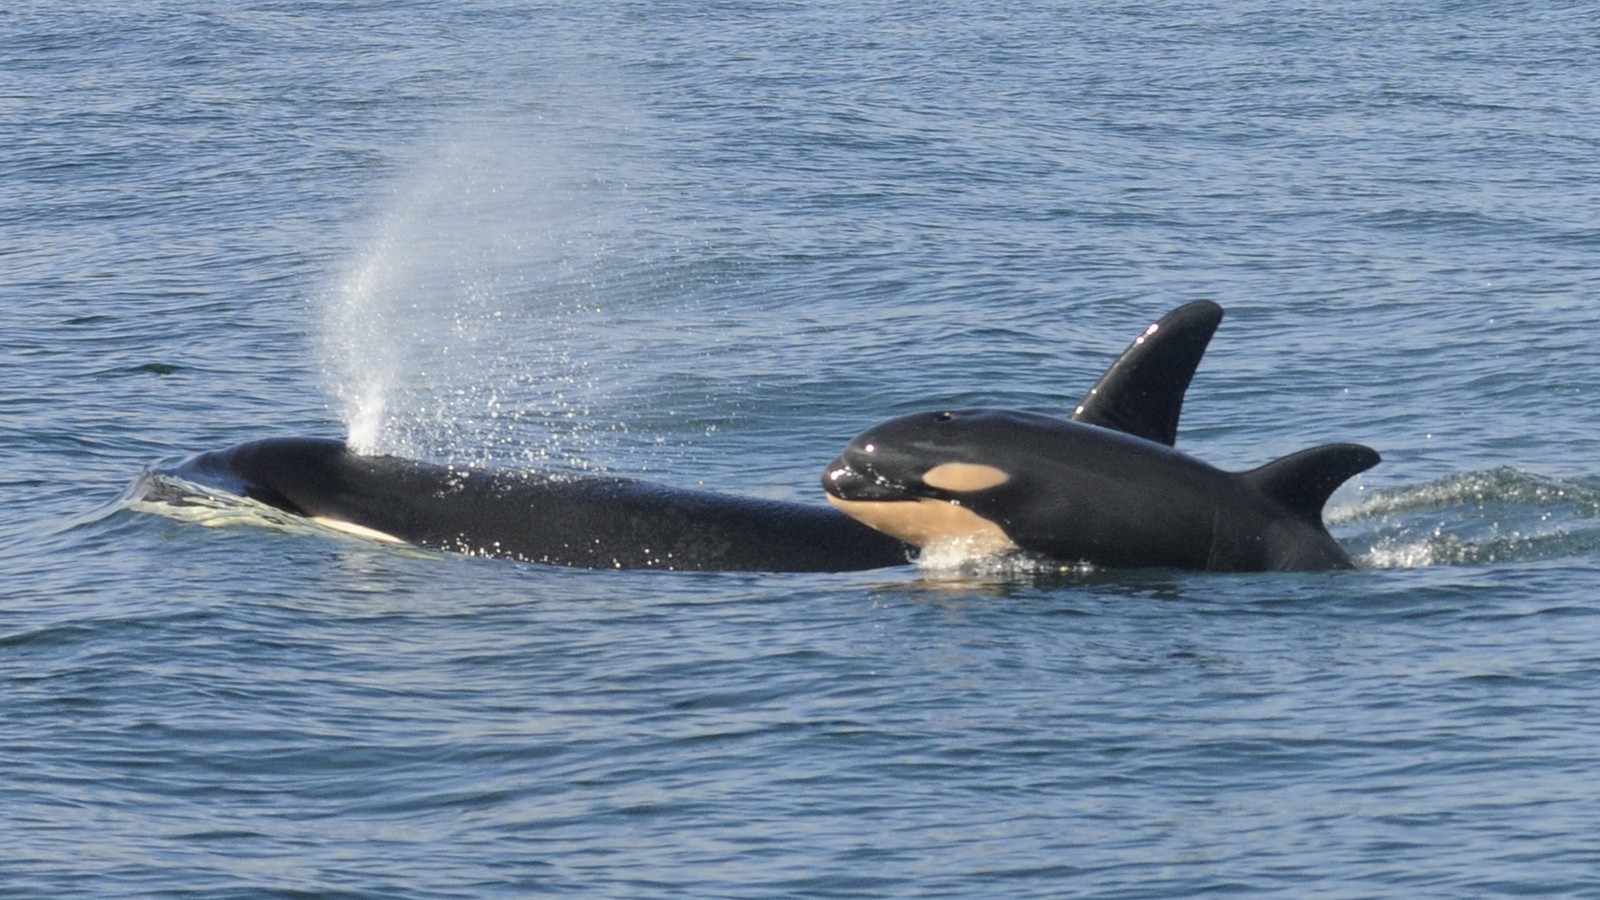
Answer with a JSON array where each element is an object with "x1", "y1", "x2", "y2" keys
[{"x1": 6, "y1": 1, "x2": 1600, "y2": 896}]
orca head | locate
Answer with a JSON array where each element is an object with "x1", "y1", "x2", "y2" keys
[
  {"x1": 171, "y1": 437, "x2": 414, "y2": 545},
  {"x1": 175, "y1": 437, "x2": 352, "y2": 518},
  {"x1": 822, "y1": 409, "x2": 1035, "y2": 554}
]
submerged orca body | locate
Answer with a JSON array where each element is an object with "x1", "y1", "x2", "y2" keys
[
  {"x1": 165, "y1": 437, "x2": 911, "y2": 571},
  {"x1": 824, "y1": 301, "x2": 1380, "y2": 572}
]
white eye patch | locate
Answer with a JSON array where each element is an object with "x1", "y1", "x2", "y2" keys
[{"x1": 920, "y1": 462, "x2": 1011, "y2": 493}]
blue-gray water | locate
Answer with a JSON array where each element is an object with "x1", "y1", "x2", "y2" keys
[{"x1": 6, "y1": 2, "x2": 1600, "y2": 896}]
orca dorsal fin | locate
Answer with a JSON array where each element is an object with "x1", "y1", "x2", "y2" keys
[
  {"x1": 1242, "y1": 443, "x2": 1381, "y2": 524},
  {"x1": 1070, "y1": 300, "x2": 1224, "y2": 446}
]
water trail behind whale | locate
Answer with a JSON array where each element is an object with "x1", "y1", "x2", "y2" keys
[{"x1": 1330, "y1": 467, "x2": 1600, "y2": 567}]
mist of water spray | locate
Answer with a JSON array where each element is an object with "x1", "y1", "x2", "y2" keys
[
  {"x1": 318, "y1": 123, "x2": 628, "y2": 466},
  {"x1": 325, "y1": 228, "x2": 402, "y2": 453}
]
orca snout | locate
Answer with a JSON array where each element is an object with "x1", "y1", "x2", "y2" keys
[{"x1": 822, "y1": 455, "x2": 906, "y2": 502}]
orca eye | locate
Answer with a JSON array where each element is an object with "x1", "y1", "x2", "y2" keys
[{"x1": 935, "y1": 411, "x2": 952, "y2": 422}]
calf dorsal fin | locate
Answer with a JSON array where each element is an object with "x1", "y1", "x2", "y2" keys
[{"x1": 1071, "y1": 300, "x2": 1223, "y2": 446}]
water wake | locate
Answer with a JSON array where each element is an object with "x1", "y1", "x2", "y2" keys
[{"x1": 1331, "y1": 468, "x2": 1600, "y2": 567}]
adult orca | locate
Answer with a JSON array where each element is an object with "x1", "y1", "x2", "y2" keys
[
  {"x1": 163, "y1": 436, "x2": 910, "y2": 571},
  {"x1": 152, "y1": 301, "x2": 1228, "y2": 572},
  {"x1": 823, "y1": 305, "x2": 1380, "y2": 572}
]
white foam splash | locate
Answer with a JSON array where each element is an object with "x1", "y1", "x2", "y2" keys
[
  {"x1": 1335, "y1": 467, "x2": 1600, "y2": 568},
  {"x1": 912, "y1": 535, "x2": 1094, "y2": 580}
]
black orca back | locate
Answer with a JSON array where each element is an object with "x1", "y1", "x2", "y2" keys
[{"x1": 168, "y1": 438, "x2": 911, "y2": 572}]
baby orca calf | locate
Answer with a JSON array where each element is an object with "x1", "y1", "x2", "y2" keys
[{"x1": 824, "y1": 304, "x2": 1379, "y2": 572}]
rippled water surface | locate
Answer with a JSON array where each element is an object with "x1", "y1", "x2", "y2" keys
[{"x1": 6, "y1": 2, "x2": 1600, "y2": 896}]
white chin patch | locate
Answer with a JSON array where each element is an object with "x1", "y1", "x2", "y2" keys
[
  {"x1": 310, "y1": 516, "x2": 407, "y2": 545},
  {"x1": 826, "y1": 495, "x2": 1017, "y2": 552}
]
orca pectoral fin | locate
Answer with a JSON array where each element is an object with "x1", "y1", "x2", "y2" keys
[
  {"x1": 1070, "y1": 300, "x2": 1223, "y2": 446},
  {"x1": 1242, "y1": 443, "x2": 1381, "y2": 524}
]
